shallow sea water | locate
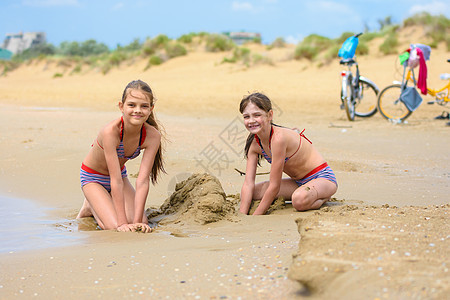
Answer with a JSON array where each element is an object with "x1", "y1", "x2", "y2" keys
[{"x1": 0, "y1": 195, "x2": 85, "y2": 253}]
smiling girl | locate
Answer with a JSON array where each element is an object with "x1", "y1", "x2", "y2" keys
[
  {"x1": 76, "y1": 80, "x2": 165, "y2": 232},
  {"x1": 239, "y1": 93, "x2": 337, "y2": 215}
]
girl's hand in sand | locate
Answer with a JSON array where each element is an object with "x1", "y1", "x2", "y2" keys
[
  {"x1": 133, "y1": 223, "x2": 152, "y2": 233},
  {"x1": 117, "y1": 223, "x2": 135, "y2": 232}
]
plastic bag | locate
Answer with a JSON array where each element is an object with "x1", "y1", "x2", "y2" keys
[
  {"x1": 399, "y1": 51, "x2": 410, "y2": 65},
  {"x1": 338, "y1": 36, "x2": 358, "y2": 59},
  {"x1": 400, "y1": 86, "x2": 422, "y2": 111}
]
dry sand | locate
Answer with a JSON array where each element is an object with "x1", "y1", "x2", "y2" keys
[{"x1": 0, "y1": 32, "x2": 449, "y2": 299}]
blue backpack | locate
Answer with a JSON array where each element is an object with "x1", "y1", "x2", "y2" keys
[{"x1": 338, "y1": 36, "x2": 358, "y2": 59}]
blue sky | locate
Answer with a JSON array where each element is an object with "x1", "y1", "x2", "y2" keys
[{"x1": 1, "y1": 0, "x2": 448, "y2": 48}]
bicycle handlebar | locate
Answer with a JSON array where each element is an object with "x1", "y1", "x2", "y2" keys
[{"x1": 355, "y1": 32, "x2": 363, "y2": 38}]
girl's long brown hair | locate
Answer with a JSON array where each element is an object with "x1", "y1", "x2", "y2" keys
[
  {"x1": 239, "y1": 92, "x2": 273, "y2": 164},
  {"x1": 122, "y1": 80, "x2": 166, "y2": 184}
]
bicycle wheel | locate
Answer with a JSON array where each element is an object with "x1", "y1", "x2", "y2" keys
[
  {"x1": 377, "y1": 84, "x2": 412, "y2": 121},
  {"x1": 354, "y1": 78, "x2": 378, "y2": 117},
  {"x1": 344, "y1": 76, "x2": 355, "y2": 121}
]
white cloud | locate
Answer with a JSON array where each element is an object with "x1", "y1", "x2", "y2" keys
[
  {"x1": 285, "y1": 34, "x2": 303, "y2": 45},
  {"x1": 112, "y1": 2, "x2": 124, "y2": 11},
  {"x1": 408, "y1": 1, "x2": 449, "y2": 16},
  {"x1": 232, "y1": 1, "x2": 254, "y2": 12},
  {"x1": 22, "y1": 0, "x2": 79, "y2": 6}
]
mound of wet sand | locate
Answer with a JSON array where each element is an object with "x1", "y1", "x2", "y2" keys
[
  {"x1": 147, "y1": 173, "x2": 295, "y2": 226},
  {"x1": 288, "y1": 204, "x2": 450, "y2": 299},
  {"x1": 147, "y1": 173, "x2": 239, "y2": 225}
]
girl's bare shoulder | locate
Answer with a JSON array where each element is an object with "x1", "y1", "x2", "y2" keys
[
  {"x1": 248, "y1": 136, "x2": 261, "y2": 151},
  {"x1": 97, "y1": 118, "x2": 121, "y2": 143},
  {"x1": 272, "y1": 126, "x2": 290, "y2": 142},
  {"x1": 144, "y1": 122, "x2": 161, "y2": 138},
  {"x1": 142, "y1": 123, "x2": 161, "y2": 148}
]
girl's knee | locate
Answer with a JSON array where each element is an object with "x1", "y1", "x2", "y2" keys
[{"x1": 292, "y1": 186, "x2": 318, "y2": 211}]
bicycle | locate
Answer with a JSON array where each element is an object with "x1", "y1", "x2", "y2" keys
[
  {"x1": 339, "y1": 33, "x2": 379, "y2": 121},
  {"x1": 377, "y1": 45, "x2": 450, "y2": 122}
]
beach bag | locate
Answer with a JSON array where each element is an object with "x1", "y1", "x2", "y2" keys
[
  {"x1": 338, "y1": 36, "x2": 358, "y2": 59},
  {"x1": 408, "y1": 44, "x2": 431, "y2": 68},
  {"x1": 400, "y1": 86, "x2": 422, "y2": 111}
]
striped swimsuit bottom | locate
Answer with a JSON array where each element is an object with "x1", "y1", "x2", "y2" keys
[
  {"x1": 294, "y1": 162, "x2": 337, "y2": 187},
  {"x1": 80, "y1": 163, "x2": 127, "y2": 193}
]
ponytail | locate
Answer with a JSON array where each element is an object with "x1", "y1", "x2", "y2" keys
[{"x1": 146, "y1": 111, "x2": 166, "y2": 184}]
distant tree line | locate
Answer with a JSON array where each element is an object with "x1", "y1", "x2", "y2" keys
[
  {"x1": 3, "y1": 12, "x2": 448, "y2": 75},
  {"x1": 13, "y1": 39, "x2": 112, "y2": 60}
]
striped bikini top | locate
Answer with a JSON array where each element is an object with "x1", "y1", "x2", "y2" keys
[
  {"x1": 95, "y1": 117, "x2": 146, "y2": 160},
  {"x1": 254, "y1": 125, "x2": 311, "y2": 164}
]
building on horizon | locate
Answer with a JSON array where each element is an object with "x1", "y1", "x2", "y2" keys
[
  {"x1": 223, "y1": 31, "x2": 261, "y2": 45},
  {"x1": 2, "y1": 32, "x2": 46, "y2": 55}
]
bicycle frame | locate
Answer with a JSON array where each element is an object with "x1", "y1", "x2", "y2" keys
[
  {"x1": 403, "y1": 67, "x2": 450, "y2": 104},
  {"x1": 338, "y1": 32, "x2": 378, "y2": 120},
  {"x1": 340, "y1": 60, "x2": 360, "y2": 101}
]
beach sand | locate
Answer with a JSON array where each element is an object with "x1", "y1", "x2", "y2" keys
[{"x1": 0, "y1": 33, "x2": 449, "y2": 299}]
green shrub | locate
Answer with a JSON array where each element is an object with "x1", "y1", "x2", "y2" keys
[
  {"x1": 268, "y1": 37, "x2": 286, "y2": 49},
  {"x1": 324, "y1": 44, "x2": 340, "y2": 61},
  {"x1": 205, "y1": 34, "x2": 234, "y2": 52},
  {"x1": 252, "y1": 36, "x2": 262, "y2": 44},
  {"x1": 57, "y1": 58, "x2": 73, "y2": 68},
  {"x1": 356, "y1": 42, "x2": 369, "y2": 55},
  {"x1": 101, "y1": 63, "x2": 111, "y2": 75},
  {"x1": 70, "y1": 63, "x2": 82, "y2": 74},
  {"x1": 359, "y1": 32, "x2": 381, "y2": 43},
  {"x1": 142, "y1": 40, "x2": 156, "y2": 56},
  {"x1": 294, "y1": 45, "x2": 318, "y2": 60},
  {"x1": 177, "y1": 34, "x2": 193, "y2": 44},
  {"x1": 379, "y1": 32, "x2": 398, "y2": 55},
  {"x1": 336, "y1": 32, "x2": 355, "y2": 44},
  {"x1": 252, "y1": 53, "x2": 273, "y2": 65},
  {"x1": 144, "y1": 55, "x2": 164, "y2": 71},
  {"x1": 120, "y1": 38, "x2": 142, "y2": 52},
  {"x1": 0, "y1": 61, "x2": 20, "y2": 76},
  {"x1": 153, "y1": 35, "x2": 170, "y2": 47},
  {"x1": 404, "y1": 12, "x2": 434, "y2": 26},
  {"x1": 53, "y1": 72, "x2": 63, "y2": 78},
  {"x1": 12, "y1": 43, "x2": 56, "y2": 61},
  {"x1": 302, "y1": 34, "x2": 332, "y2": 50},
  {"x1": 294, "y1": 34, "x2": 332, "y2": 61},
  {"x1": 222, "y1": 47, "x2": 250, "y2": 64},
  {"x1": 222, "y1": 47, "x2": 272, "y2": 66},
  {"x1": 142, "y1": 35, "x2": 170, "y2": 56},
  {"x1": 58, "y1": 40, "x2": 109, "y2": 57},
  {"x1": 165, "y1": 42, "x2": 187, "y2": 58},
  {"x1": 404, "y1": 13, "x2": 449, "y2": 48},
  {"x1": 149, "y1": 55, "x2": 163, "y2": 65},
  {"x1": 108, "y1": 51, "x2": 127, "y2": 66}
]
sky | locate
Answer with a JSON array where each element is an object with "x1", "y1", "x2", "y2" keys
[{"x1": 1, "y1": 0, "x2": 449, "y2": 48}]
